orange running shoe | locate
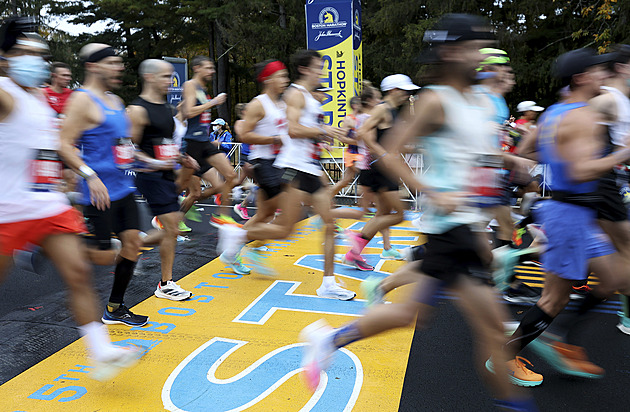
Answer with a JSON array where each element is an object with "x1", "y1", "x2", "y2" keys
[
  {"x1": 529, "y1": 338, "x2": 604, "y2": 379},
  {"x1": 486, "y1": 356, "x2": 543, "y2": 387}
]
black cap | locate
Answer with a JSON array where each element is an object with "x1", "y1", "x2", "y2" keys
[
  {"x1": 423, "y1": 14, "x2": 495, "y2": 45},
  {"x1": 0, "y1": 16, "x2": 40, "y2": 53},
  {"x1": 553, "y1": 48, "x2": 612, "y2": 80}
]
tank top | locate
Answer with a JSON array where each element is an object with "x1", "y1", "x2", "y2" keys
[
  {"x1": 537, "y1": 102, "x2": 596, "y2": 194},
  {"x1": 354, "y1": 113, "x2": 370, "y2": 170},
  {"x1": 183, "y1": 83, "x2": 212, "y2": 142},
  {"x1": 345, "y1": 113, "x2": 359, "y2": 154},
  {"x1": 419, "y1": 85, "x2": 492, "y2": 234},
  {"x1": 274, "y1": 83, "x2": 323, "y2": 176},
  {"x1": 601, "y1": 86, "x2": 630, "y2": 148},
  {"x1": 250, "y1": 93, "x2": 288, "y2": 160},
  {"x1": 0, "y1": 77, "x2": 70, "y2": 223},
  {"x1": 130, "y1": 97, "x2": 178, "y2": 180},
  {"x1": 76, "y1": 89, "x2": 134, "y2": 204}
]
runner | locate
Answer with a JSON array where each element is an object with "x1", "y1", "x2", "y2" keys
[
  {"x1": 233, "y1": 103, "x2": 255, "y2": 220},
  {"x1": 497, "y1": 48, "x2": 630, "y2": 384},
  {"x1": 177, "y1": 56, "x2": 238, "y2": 226},
  {"x1": 589, "y1": 45, "x2": 630, "y2": 334},
  {"x1": 219, "y1": 53, "x2": 356, "y2": 299},
  {"x1": 127, "y1": 58, "x2": 196, "y2": 301},
  {"x1": 300, "y1": 14, "x2": 537, "y2": 411},
  {"x1": 0, "y1": 18, "x2": 138, "y2": 380},
  {"x1": 42, "y1": 61, "x2": 73, "y2": 117},
  {"x1": 343, "y1": 73, "x2": 418, "y2": 269},
  {"x1": 59, "y1": 43, "x2": 148, "y2": 327}
]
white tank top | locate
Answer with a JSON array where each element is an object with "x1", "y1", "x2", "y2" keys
[
  {"x1": 250, "y1": 93, "x2": 288, "y2": 160},
  {"x1": 0, "y1": 77, "x2": 70, "y2": 224},
  {"x1": 601, "y1": 86, "x2": 630, "y2": 147},
  {"x1": 274, "y1": 83, "x2": 323, "y2": 176}
]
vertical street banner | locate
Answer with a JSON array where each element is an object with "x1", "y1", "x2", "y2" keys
[
  {"x1": 306, "y1": 0, "x2": 362, "y2": 156},
  {"x1": 163, "y1": 57, "x2": 188, "y2": 106}
]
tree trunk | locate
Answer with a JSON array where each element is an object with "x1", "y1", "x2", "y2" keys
[{"x1": 214, "y1": 19, "x2": 230, "y2": 123}]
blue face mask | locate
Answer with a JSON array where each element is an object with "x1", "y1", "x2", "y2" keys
[{"x1": 8, "y1": 55, "x2": 50, "y2": 88}]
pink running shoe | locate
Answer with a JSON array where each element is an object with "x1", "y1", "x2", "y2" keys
[
  {"x1": 343, "y1": 250, "x2": 374, "y2": 271},
  {"x1": 234, "y1": 204, "x2": 250, "y2": 220}
]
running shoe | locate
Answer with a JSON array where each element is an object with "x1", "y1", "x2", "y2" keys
[
  {"x1": 242, "y1": 249, "x2": 276, "y2": 276},
  {"x1": 527, "y1": 339, "x2": 604, "y2": 379},
  {"x1": 219, "y1": 251, "x2": 251, "y2": 275},
  {"x1": 486, "y1": 356, "x2": 543, "y2": 387},
  {"x1": 101, "y1": 304, "x2": 149, "y2": 327},
  {"x1": 491, "y1": 246, "x2": 523, "y2": 292},
  {"x1": 299, "y1": 319, "x2": 335, "y2": 392},
  {"x1": 503, "y1": 283, "x2": 541, "y2": 304},
  {"x1": 380, "y1": 248, "x2": 403, "y2": 260},
  {"x1": 154, "y1": 280, "x2": 192, "y2": 301},
  {"x1": 151, "y1": 216, "x2": 164, "y2": 230},
  {"x1": 616, "y1": 311, "x2": 630, "y2": 335},
  {"x1": 342, "y1": 250, "x2": 374, "y2": 271},
  {"x1": 210, "y1": 214, "x2": 243, "y2": 228},
  {"x1": 213, "y1": 193, "x2": 222, "y2": 205},
  {"x1": 361, "y1": 276, "x2": 384, "y2": 307},
  {"x1": 178, "y1": 221, "x2": 192, "y2": 232},
  {"x1": 570, "y1": 283, "x2": 591, "y2": 300},
  {"x1": 91, "y1": 346, "x2": 141, "y2": 382},
  {"x1": 234, "y1": 204, "x2": 250, "y2": 220},
  {"x1": 521, "y1": 260, "x2": 542, "y2": 267},
  {"x1": 184, "y1": 203, "x2": 202, "y2": 222},
  {"x1": 217, "y1": 224, "x2": 247, "y2": 257},
  {"x1": 317, "y1": 281, "x2": 356, "y2": 300}
]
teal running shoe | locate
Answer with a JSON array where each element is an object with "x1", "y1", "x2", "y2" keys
[
  {"x1": 380, "y1": 248, "x2": 403, "y2": 260},
  {"x1": 242, "y1": 249, "x2": 277, "y2": 276},
  {"x1": 361, "y1": 276, "x2": 385, "y2": 307},
  {"x1": 219, "y1": 251, "x2": 251, "y2": 275}
]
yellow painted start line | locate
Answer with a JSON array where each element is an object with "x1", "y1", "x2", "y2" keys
[{"x1": 0, "y1": 216, "x2": 422, "y2": 412}]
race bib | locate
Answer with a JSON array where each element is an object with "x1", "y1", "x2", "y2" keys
[
  {"x1": 200, "y1": 112, "x2": 211, "y2": 125},
  {"x1": 470, "y1": 166, "x2": 502, "y2": 197},
  {"x1": 113, "y1": 137, "x2": 135, "y2": 169},
  {"x1": 153, "y1": 138, "x2": 180, "y2": 161},
  {"x1": 30, "y1": 149, "x2": 63, "y2": 192}
]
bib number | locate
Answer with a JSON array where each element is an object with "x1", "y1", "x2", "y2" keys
[
  {"x1": 113, "y1": 138, "x2": 135, "y2": 169},
  {"x1": 153, "y1": 138, "x2": 179, "y2": 161},
  {"x1": 470, "y1": 166, "x2": 502, "y2": 197},
  {"x1": 30, "y1": 149, "x2": 63, "y2": 192},
  {"x1": 200, "y1": 112, "x2": 211, "y2": 126}
]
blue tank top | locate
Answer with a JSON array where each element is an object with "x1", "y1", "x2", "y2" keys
[
  {"x1": 537, "y1": 101, "x2": 597, "y2": 194},
  {"x1": 183, "y1": 84, "x2": 211, "y2": 142},
  {"x1": 77, "y1": 89, "x2": 135, "y2": 204}
]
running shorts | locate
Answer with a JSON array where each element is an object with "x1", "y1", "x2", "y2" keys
[
  {"x1": 184, "y1": 139, "x2": 222, "y2": 177},
  {"x1": 0, "y1": 208, "x2": 86, "y2": 255},
  {"x1": 539, "y1": 200, "x2": 614, "y2": 280},
  {"x1": 135, "y1": 172, "x2": 180, "y2": 217},
  {"x1": 358, "y1": 167, "x2": 399, "y2": 193},
  {"x1": 596, "y1": 173, "x2": 627, "y2": 222},
  {"x1": 83, "y1": 193, "x2": 139, "y2": 250},
  {"x1": 344, "y1": 152, "x2": 363, "y2": 169},
  {"x1": 419, "y1": 224, "x2": 491, "y2": 287},
  {"x1": 281, "y1": 167, "x2": 322, "y2": 194},
  {"x1": 251, "y1": 158, "x2": 284, "y2": 199}
]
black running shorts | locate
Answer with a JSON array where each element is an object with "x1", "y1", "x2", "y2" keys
[
  {"x1": 420, "y1": 224, "x2": 492, "y2": 287},
  {"x1": 251, "y1": 158, "x2": 284, "y2": 199},
  {"x1": 597, "y1": 173, "x2": 627, "y2": 222},
  {"x1": 184, "y1": 139, "x2": 222, "y2": 177},
  {"x1": 135, "y1": 171, "x2": 180, "y2": 217},
  {"x1": 83, "y1": 193, "x2": 140, "y2": 250},
  {"x1": 281, "y1": 167, "x2": 322, "y2": 194},
  {"x1": 358, "y1": 167, "x2": 399, "y2": 193}
]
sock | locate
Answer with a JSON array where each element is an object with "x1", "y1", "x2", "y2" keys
[
  {"x1": 322, "y1": 276, "x2": 336, "y2": 288},
  {"x1": 79, "y1": 321, "x2": 113, "y2": 361},
  {"x1": 505, "y1": 305, "x2": 554, "y2": 354},
  {"x1": 161, "y1": 280, "x2": 169, "y2": 287},
  {"x1": 108, "y1": 257, "x2": 136, "y2": 307},
  {"x1": 353, "y1": 235, "x2": 369, "y2": 254},
  {"x1": 332, "y1": 322, "x2": 363, "y2": 349},
  {"x1": 576, "y1": 292, "x2": 607, "y2": 315},
  {"x1": 107, "y1": 303, "x2": 120, "y2": 312}
]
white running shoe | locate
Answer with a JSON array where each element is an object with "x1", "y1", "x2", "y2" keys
[
  {"x1": 217, "y1": 224, "x2": 246, "y2": 259},
  {"x1": 299, "y1": 319, "x2": 335, "y2": 392},
  {"x1": 154, "y1": 280, "x2": 192, "y2": 301},
  {"x1": 317, "y1": 282, "x2": 356, "y2": 300},
  {"x1": 91, "y1": 345, "x2": 141, "y2": 382}
]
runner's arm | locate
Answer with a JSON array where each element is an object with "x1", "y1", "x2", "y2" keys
[
  {"x1": 182, "y1": 81, "x2": 225, "y2": 119},
  {"x1": 0, "y1": 85, "x2": 14, "y2": 122},
  {"x1": 515, "y1": 126, "x2": 539, "y2": 160}
]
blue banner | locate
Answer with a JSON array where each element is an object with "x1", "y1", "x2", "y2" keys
[{"x1": 163, "y1": 57, "x2": 187, "y2": 106}]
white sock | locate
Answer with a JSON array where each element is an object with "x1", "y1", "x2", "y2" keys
[
  {"x1": 322, "y1": 276, "x2": 336, "y2": 288},
  {"x1": 79, "y1": 321, "x2": 114, "y2": 361}
]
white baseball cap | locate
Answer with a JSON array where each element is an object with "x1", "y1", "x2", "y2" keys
[
  {"x1": 380, "y1": 74, "x2": 420, "y2": 92},
  {"x1": 517, "y1": 101, "x2": 544, "y2": 112}
]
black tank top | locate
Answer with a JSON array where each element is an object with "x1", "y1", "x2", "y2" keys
[
  {"x1": 376, "y1": 104, "x2": 399, "y2": 143},
  {"x1": 131, "y1": 97, "x2": 177, "y2": 179}
]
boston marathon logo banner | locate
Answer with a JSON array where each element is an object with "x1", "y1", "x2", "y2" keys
[
  {"x1": 163, "y1": 57, "x2": 188, "y2": 106},
  {"x1": 306, "y1": 0, "x2": 362, "y2": 154}
]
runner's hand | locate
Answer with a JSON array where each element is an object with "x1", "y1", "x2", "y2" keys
[
  {"x1": 180, "y1": 154, "x2": 199, "y2": 170},
  {"x1": 322, "y1": 125, "x2": 344, "y2": 141},
  {"x1": 211, "y1": 93, "x2": 227, "y2": 107},
  {"x1": 87, "y1": 177, "x2": 110, "y2": 211}
]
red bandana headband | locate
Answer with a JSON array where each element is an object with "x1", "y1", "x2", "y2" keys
[{"x1": 257, "y1": 60, "x2": 287, "y2": 83}]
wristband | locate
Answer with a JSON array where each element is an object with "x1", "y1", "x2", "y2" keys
[
  {"x1": 369, "y1": 152, "x2": 387, "y2": 166},
  {"x1": 78, "y1": 165, "x2": 97, "y2": 180}
]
